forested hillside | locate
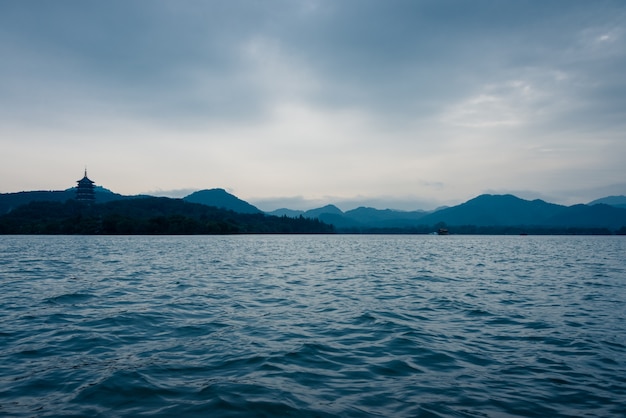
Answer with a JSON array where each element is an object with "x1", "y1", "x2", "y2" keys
[{"x1": 0, "y1": 197, "x2": 334, "y2": 234}]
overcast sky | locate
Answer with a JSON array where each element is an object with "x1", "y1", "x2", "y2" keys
[{"x1": 1, "y1": 1, "x2": 625, "y2": 210}]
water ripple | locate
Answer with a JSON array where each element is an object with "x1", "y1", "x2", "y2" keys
[{"x1": 1, "y1": 235, "x2": 625, "y2": 417}]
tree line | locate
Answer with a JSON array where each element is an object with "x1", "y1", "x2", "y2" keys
[{"x1": 0, "y1": 198, "x2": 334, "y2": 235}]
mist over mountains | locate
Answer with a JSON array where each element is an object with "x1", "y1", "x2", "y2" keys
[
  {"x1": 1, "y1": 186, "x2": 626, "y2": 234},
  {"x1": 588, "y1": 195, "x2": 626, "y2": 209}
]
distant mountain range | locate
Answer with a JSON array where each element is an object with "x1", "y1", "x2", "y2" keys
[
  {"x1": 266, "y1": 205, "x2": 430, "y2": 230},
  {"x1": 1, "y1": 187, "x2": 625, "y2": 234},
  {"x1": 417, "y1": 194, "x2": 626, "y2": 230},
  {"x1": 266, "y1": 194, "x2": 626, "y2": 232}
]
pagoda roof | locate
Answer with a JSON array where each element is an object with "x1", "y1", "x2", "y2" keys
[
  {"x1": 77, "y1": 169, "x2": 95, "y2": 184},
  {"x1": 77, "y1": 176, "x2": 95, "y2": 184}
]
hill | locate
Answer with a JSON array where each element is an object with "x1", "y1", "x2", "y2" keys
[
  {"x1": 588, "y1": 195, "x2": 626, "y2": 209},
  {"x1": 287, "y1": 194, "x2": 626, "y2": 233},
  {"x1": 418, "y1": 194, "x2": 564, "y2": 226},
  {"x1": 2, "y1": 183, "x2": 625, "y2": 234},
  {"x1": 299, "y1": 206, "x2": 429, "y2": 231},
  {"x1": 0, "y1": 187, "x2": 135, "y2": 215},
  {"x1": 303, "y1": 204, "x2": 343, "y2": 219},
  {"x1": 0, "y1": 190, "x2": 73, "y2": 215},
  {"x1": 267, "y1": 208, "x2": 305, "y2": 217},
  {"x1": 417, "y1": 194, "x2": 626, "y2": 232},
  {"x1": 0, "y1": 197, "x2": 334, "y2": 234},
  {"x1": 183, "y1": 189, "x2": 262, "y2": 214},
  {"x1": 344, "y1": 207, "x2": 428, "y2": 228}
]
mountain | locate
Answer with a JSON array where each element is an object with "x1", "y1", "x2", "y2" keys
[
  {"x1": 0, "y1": 187, "x2": 131, "y2": 215},
  {"x1": 267, "y1": 208, "x2": 305, "y2": 217},
  {"x1": 418, "y1": 194, "x2": 626, "y2": 230},
  {"x1": 418, "y1": 194, "x2": 564, "y2": 226},
  {"x1": 0, "y1": 197, "x2": 334, "y2": 234},
  {"x1": 183, "y1": 188, "x2": 262, "y2": 214},
  {"x1": 0, "y1": 191, "x2": 72, "y2": 214},
  {"x1": 0, "y1": 187, "x2": 260, "y2": 216},
  {"x1": 588, "y1": 195, "x2": 626, "y2": 209},
  {"x1": 3, "y1": 183, "x2": 625, "y2": 233},
  {"x1": 545, "y1": 203, "x2": 626, "y2": 228},
  {"x1": 288, "y1": 194, "x2": 626, "y2": 232},
  {"x1": 300, "y1": 205, "x2": 362, "y2": 229},
  {"x1": 303, "y1": 204, "x2": 343, "y2": 219},
  {"x1": 285, "y1": 204, "x2": 429, "y2": 230},
  {"x1": 343, "y1": 207, "x2": 428, "y2": 227}
]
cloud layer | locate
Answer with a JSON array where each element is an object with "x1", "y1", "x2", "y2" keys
[{"x1": 1, "y1": 1, "x2": 625, "y2": 209}]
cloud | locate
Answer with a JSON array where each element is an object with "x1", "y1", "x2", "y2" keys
[{"x1": 1, "y1": 1, "x2": 625, "y2": 207}]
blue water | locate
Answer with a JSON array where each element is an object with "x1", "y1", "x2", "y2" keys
[{"x1": 1, "y1": 235, "x2": 625, "y2": 417}]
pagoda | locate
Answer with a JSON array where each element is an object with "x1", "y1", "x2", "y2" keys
[{"x1": 76, "y1": 169, "x2": 96, "y2": 202}]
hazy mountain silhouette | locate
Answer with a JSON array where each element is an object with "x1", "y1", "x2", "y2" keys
[
  {"x1": 267, "y1": 208, "x2": 305, "y2": 217},
  {"x1": 2, "y1": 184, "x2": 625, "y2": 232},
  {"x1": 418, "y1": 194, "x2": 563, "y2": 226},
  {"x1": 295, "y1": 206, "x2": 430, "y2": 229},
  {"x1": 304, "y1": 204, "x2": 343, "y2": 219},
  {"x1": 545, "y1": 203, "x2": 626, "y2": 228},
  {"x1": 417, "y1": 194, "x2": 626, "y2": 230},
  {"x1": 344, "y1": 207, "x2": 428, "y2": 227},
  {"x1": 276, "y1": 194, "x2": 626, "y2": 232},
  {"x1": 300, "y1": 205, "x2": 362, "y2": 229},
  {"x1": 588, "y1": 195, "x2": 626, "y2": 209},
  {"x1": 183, "y1": 189, "x2": 262, "y2": 214}
]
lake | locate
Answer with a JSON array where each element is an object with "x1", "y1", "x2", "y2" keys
[{"x1": 1, "y1": 235, "x2": 625, "y2": 417}]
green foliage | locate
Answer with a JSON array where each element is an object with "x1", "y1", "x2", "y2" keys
[{"x1": 0, "y1": 197, "x2": 334, "y2": 235}]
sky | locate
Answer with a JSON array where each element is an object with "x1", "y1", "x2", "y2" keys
[{"x1": 1, "y1": 1, "x2": 625, "y2": 211}]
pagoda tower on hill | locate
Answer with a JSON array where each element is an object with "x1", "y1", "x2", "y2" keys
[{"x1": 76, "y1": 169, "x2": 96, "y2": 202}]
